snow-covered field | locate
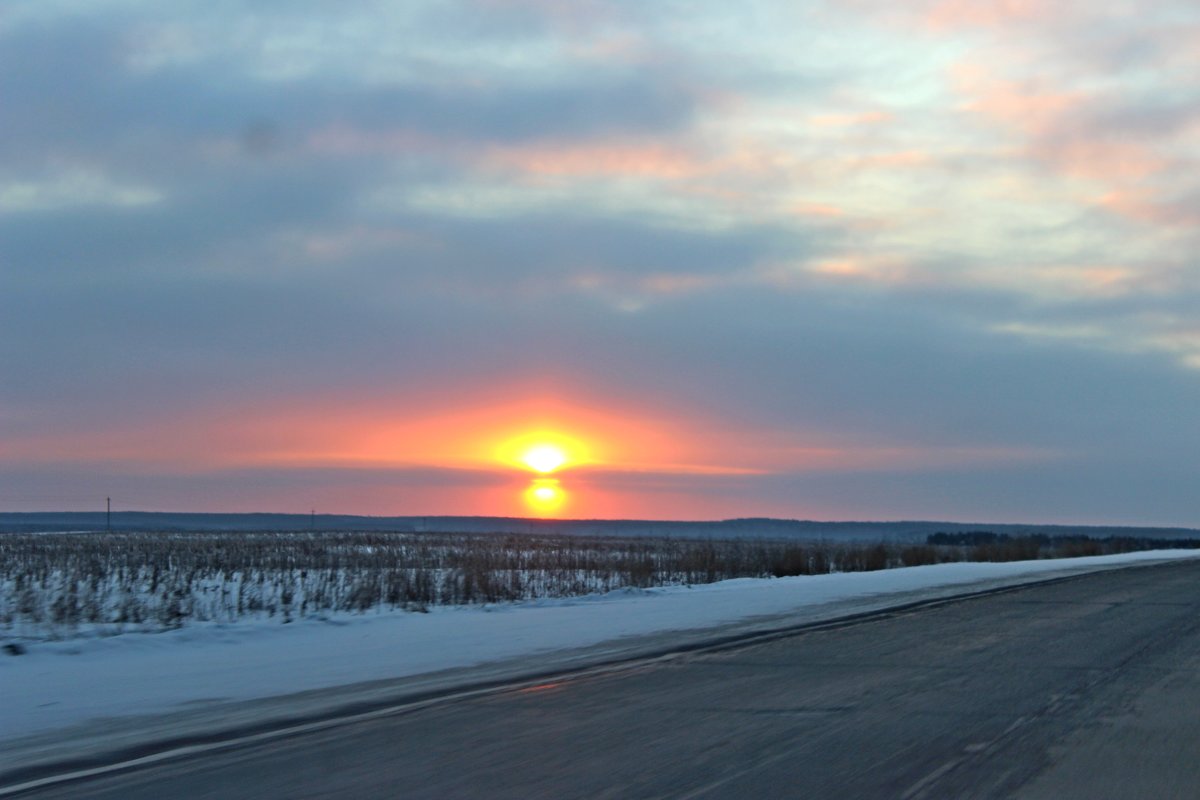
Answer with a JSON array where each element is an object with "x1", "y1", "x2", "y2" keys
[
  {"x1": 1, "y1": 530, "x2": 938, "y2": 638},
  {"x1": 5, "y1": 549, "x2": 1198, "y2": 751}
]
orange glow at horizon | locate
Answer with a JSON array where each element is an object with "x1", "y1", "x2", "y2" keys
[
  {"x1": 4, "y1": 388, "x2": 1047, "y2": 491},
  {"x1": 19, "y1": 394, "x2": 756, "y2": 479},
  {"x1": 9, "y1": 396, "x2": 840, "y2": 520}
]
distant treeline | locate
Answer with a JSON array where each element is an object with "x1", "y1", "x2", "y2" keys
[
  {"x1": 927, "y1": 530, "x2": 1200, "y2": 560},
  {"x1": 5, "y1": 512, "x2": 1199, "y2": 543}
]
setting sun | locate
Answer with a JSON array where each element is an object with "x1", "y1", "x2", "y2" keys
[
  {"x1": 495, "y1": 429, "x2": 592, "y2": 474},
  {"x1": 522, "y1": 444, "x2": 567, "y2": 473}
]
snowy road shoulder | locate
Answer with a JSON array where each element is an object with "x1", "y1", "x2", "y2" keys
[{"x1": 3, "y1": 550, "x2": 1199, "y2": 776}]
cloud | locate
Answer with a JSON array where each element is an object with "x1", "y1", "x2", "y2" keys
[
  {"x1": 479, "y1": 141, "x2": 707, "y2": 179},
  {"x1": 2, "y1": 1, "x2": 1198, "y2": 523},
  {"x1": 0, "y1": 169, "x2": 163, "y2": 213},
  {"x1": 923, "y1": 0, "x2": 1066, "y2": 30},
  {"x1": 1096, "y1": 189, "x2": 1200, "y2": 229}
]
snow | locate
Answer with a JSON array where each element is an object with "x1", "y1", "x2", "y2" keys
[{"x1": 3, "y1": 550, "x2": 1198, "y2": 747}]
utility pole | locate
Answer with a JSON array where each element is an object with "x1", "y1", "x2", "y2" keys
[
  {"x1": 106, "y1": 497, "x2": 111, "y2": 532},
  {"x1": 311, "y1": 508, "x2": 315, "y2": 530}
]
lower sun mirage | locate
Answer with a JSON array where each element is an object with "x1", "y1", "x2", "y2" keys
[{"x1": 525, "y1": 479, "x2": 565, "y2": 513}]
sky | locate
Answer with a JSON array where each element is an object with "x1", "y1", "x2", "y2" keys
[{"x1": 2, "y1": 1, "x2": 1198, "y2": 524}]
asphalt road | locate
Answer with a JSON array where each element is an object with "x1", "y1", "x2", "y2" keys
[{"x1": 18, "y1": 560, "x2": 1200, "y2": 799}]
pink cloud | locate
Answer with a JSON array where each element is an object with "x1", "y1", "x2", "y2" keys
[
  {"x1": 307, "y1": 127, "x2": 712, "y2": 184},
  {"x1": 954, "y1": 64, "x2": 1174, "y2": 186},
  {"x1": 836, "y1": 0, "x2": 1079, "y2": 33},
  {"x1": 479, "y1": 141, "x2": 708, "y2": 179},
  {"x1": 924, "y1": 0, "x2": 1059, "y2": 30},
  {"x1": 1095, "y1": 189, "x2": 1200, "y2": 228},
  {"x1": 791, "y1": 201, "x2": 844, "y2": 218},
  {"x1": 1034, "y1": 139, "x2": 1168, "y2": 182},
  {"x1": 954, "y1": 65, "x2": 1078, "y2": 135},
  {"x1": 809, "y1": 110, "x2": 894, "y2": 127},
  {"x1": 792, "y1": 257, "x2": 933, "y2": 289}
]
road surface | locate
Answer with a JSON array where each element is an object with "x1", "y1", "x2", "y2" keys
[{"x1": 13, "y1": 559, "x2": 1200, "y2": 798}]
